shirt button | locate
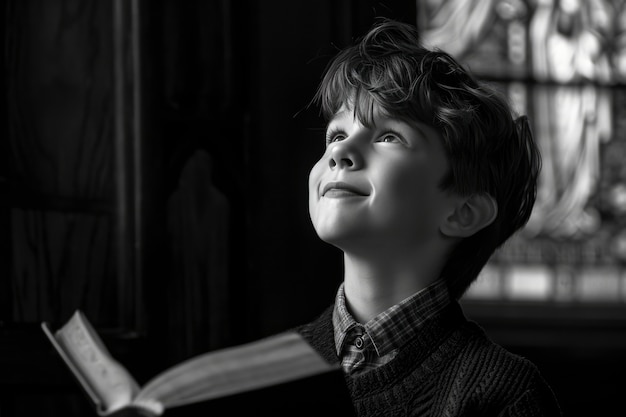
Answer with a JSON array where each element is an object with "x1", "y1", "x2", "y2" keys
[{"x1": 354, "y1": 336, "x2": 364, "y2": 349}]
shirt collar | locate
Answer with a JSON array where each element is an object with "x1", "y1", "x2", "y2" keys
[
  {"x1": 332, "y1": 283, "x2": 360, "y2": 356},
  {"x1": 332, "y1": 279, "x2": 451, "y2": 357}
]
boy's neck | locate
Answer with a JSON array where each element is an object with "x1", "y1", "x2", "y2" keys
[{"x1": 341, "y1": 250, "x2": 444, "y2": 324}]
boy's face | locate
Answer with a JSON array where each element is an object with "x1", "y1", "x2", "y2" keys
[{"x1": 308, "y1": 106, "x2": 459, "y2": 254}]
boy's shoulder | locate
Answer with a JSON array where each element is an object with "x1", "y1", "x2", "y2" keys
[
  {"x1": 460, "y1": 320, "x2": 538, "y2": 372},
  {"x1": 455, "y1": 319, "x2": 543, "y2": 385},
  {"x1": 295, "y1": 306, "x2": 338, "y2": 364},
  {"x1": 451, "y1": 320, "x2": 561, "y2": 415}
]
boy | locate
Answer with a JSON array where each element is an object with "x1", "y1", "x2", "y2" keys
[{"x1": 298, "y1": 20, "x2": 561, "y2": 416}]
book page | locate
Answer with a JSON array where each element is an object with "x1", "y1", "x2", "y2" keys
[
  {"x1": 53, "y1": 311, "x2": 141, "y2": 415},
  {"x1": 135, "y1": 331, "x2": 337, "y2": 410}
]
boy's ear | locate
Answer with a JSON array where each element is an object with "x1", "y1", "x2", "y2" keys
[{"x1": 440, "y1": 193, "x2": 498, "y2": 238}]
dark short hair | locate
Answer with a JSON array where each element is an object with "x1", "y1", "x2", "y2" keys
[{"x1": 314, "y1": 19, "x2": 540, "y2": 298}]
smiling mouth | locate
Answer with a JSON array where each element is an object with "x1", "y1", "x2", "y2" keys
[{"x1": 322, "y1": 182, "x2": 368, "y2": 198}]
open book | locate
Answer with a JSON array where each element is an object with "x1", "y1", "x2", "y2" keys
[{"x1": 42, "y1": 311, "x2": 351, "y2": 416}]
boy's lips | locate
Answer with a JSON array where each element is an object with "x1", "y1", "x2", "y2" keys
[{"x1": 321, "y1": 181, "x2": 369, "y2": 197}]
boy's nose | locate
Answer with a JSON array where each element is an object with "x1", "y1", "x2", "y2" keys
[{"x1": 329, "y1": 141, "x2": 363, "y2": 170}]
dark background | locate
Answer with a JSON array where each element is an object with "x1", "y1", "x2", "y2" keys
[{"x1": 1, "y1": 1, "x2": 624, "y2": 416}]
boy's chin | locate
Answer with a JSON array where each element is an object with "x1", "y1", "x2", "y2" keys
[
  {"x1": 314, "y1": 229, "x2": 346, "y2": 246},
  {"x1": 315, "y1": 230, "x2": 366, "y2": 252}
]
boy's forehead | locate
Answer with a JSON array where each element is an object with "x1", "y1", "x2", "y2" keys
[
  {"x1": 330, "y1": 103, "x2": 389, "y2": 124},
  {"x1": 330, "y1": 104, "x2": 431, "y2": 131}
]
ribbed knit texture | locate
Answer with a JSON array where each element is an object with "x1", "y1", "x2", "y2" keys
[{"x1": 296, "y1": 302, "x2": 561, "y2": 417}]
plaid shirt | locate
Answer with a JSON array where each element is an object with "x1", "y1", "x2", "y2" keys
[{"x1": 332, "y1": 279, "x2": 451, "y2": 375}]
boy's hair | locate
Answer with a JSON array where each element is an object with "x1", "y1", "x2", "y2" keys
[{"x1": 314, "y1": 20, "x2": 540, "y2": 299}]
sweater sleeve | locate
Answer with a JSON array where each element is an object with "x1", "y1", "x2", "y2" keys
[{"x1": 498, "y1": 382, "x2": 562, "y2": 417}]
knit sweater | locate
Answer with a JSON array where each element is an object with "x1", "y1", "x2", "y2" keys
[{"x1": 296, "y1": 301, "x2": 561, "y2": 417}]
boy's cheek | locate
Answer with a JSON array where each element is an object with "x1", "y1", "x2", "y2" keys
[
  {"x1": 307, "y1": 166, "x2": 323, "y2": 221},
  {"x1": 308, "y1": 161, "x2": 325, "y2": 198}
]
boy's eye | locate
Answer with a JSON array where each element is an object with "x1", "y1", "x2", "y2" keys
[
  {"x1": 325, "y1": 130, "x2": 347, "y2": 145},
  {"x1": 377, "y1": 133, "x2": 403, "y2": 144}
]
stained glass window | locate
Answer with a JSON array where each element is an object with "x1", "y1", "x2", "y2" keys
[{"x1": 417, "y1": 0, "x2": 626, "y2": 304}]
